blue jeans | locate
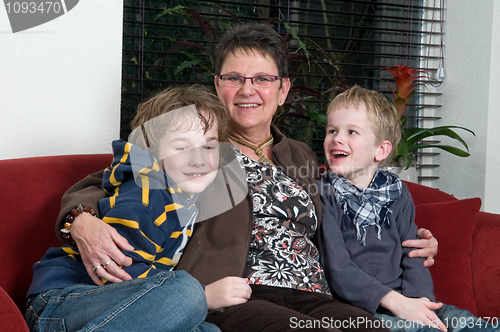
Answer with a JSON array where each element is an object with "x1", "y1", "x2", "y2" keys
[
  {"x1": 375, "y1": 304, "x2": 499, "y2": 332},
  {"x1": 25, "y1": 270, "x2": 220, "y2": 332}
]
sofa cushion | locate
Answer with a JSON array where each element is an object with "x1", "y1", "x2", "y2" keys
[
  {"x1": 471, "y1": 212, "x2": 500, "y2": 318},
  {"x1": 414, "y1": 198, "x2": 481, "y2": 316},
  {"x1": 0, "y1": 154, "x2": 112, "y2": 312},
  {"x1": 404, "y1": 180, "x2": 456, "y2": 205},
  {"x1": 0, "y1": 286, "x2": 29, "y2": 332}
]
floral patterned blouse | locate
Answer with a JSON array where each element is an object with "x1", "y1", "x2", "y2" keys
[{"x1": 234, "y1": 148, "x2": 331, "y2": 294}]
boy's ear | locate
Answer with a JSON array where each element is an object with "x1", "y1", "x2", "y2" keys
[{"x1": 375, "y1": 140, "x2": 392, "y2": 163}]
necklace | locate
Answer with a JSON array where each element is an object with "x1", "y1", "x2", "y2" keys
[{"x1": 227, "y1": 132, "x2": 275, "y2": 165}]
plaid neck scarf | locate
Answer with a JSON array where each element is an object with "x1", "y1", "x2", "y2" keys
[{"x1": 323, "y1": 169, "x2": 402, "y2": 246}]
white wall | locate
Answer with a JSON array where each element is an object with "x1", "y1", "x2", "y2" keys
[
  {"x1": 438, "y1": 0, "x2": 500, "y2": 213},
  {"x1": 0, "y1": 1, "x2": 124, "y2": 160},
  {"x1": 484, "y1": 1, "x2": 500, "y2": 213}
]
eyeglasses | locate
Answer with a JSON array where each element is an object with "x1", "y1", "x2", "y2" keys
[{"x1": 218, "y1": 74, "x2": 281, "y2": 88}]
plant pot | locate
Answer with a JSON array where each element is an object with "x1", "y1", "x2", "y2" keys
[{"x1": 383, "y1": 166, "x2": 418, "y2": 183}]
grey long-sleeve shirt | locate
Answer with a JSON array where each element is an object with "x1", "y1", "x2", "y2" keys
[{"x1": 318, "y1": 179, "x2": 435, "y2": 314}]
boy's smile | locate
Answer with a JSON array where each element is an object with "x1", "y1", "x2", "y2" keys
[{"x1": 324, "y1": 103, "x2": 390, "y2": 188}]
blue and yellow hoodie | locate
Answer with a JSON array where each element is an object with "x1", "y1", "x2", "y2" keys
[{"x1": 27, "y1": 140, "x2": 198, "y2": 298}]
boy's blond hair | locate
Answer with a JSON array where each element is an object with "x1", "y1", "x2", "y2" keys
[
  {"x1": 327, "y1": 85, "x2": 401, "y2": 167},
  {"x1": 129, "y1": 85, "x2": 229, "y2": 161}
]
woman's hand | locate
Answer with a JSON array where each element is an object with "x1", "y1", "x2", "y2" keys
[
  {"x1": 205, "y1": 277, "x2": 252, "y2": 311},
  {"x1": 380, "y1": 291, "x2": 447, "y2": 332},
  {"x1": 402, "y1": 228, "x2": 438, "y2": 267},
  {"x1": 71, "y1": 213, "x2": 134, "y2": 285}
]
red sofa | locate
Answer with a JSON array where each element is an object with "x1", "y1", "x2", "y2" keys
[{"x1": 1, "y1": 154, "x2": 499, "y2": 331}]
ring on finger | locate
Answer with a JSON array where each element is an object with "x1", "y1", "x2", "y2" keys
[
  {"x1": 93, "y1": 265, "x2": 102, "y2": 272},
  {"x1": 103, "y1": 260, "x2": 112, "y2": 269}
]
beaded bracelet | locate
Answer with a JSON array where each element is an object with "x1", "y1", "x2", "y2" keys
[{"x1": 61, "y1": 204, "x2": 97, "y2": 246}]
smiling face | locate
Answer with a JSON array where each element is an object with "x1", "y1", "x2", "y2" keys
[
  {"x1": 157, "y1": 115, "x2": 219, "y2": 196},
  {"x1": 324, "y1": 103, "x2": 391, "y2": 188},
  {"x1": 214, "y1": 48, "x2": 290, "y2": 138}
]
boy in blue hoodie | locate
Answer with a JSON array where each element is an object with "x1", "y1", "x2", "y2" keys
[
  {"x1": 318, "y1": 86, "x2": 495, "y2": 332},
  {"x1": 25, "y1": 85, "x2": 251, "y2": 332}
]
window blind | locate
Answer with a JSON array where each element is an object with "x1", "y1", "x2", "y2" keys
[{"x1": 121, "y1": 0, "x2": 445, "y2": 186}]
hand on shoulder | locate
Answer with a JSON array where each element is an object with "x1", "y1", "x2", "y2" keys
[{"x1": 71, "y1": 214, "x2": 134, "y2": 285}]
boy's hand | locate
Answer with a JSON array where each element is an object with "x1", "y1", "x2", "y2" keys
[
  {"x1": 402, "y1": 228, "x2": 438, "y2": 267},
  {"x1": 205, "y1": 277, "x2": 252, "y2": 311},
  {"x1": 71, "y1": 213, "x2": 134, "y2": 285},
  {"x1": 380, "y1": 291, "x2": 447, "y2": 332}
]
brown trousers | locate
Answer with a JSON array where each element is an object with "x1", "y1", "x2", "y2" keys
[{"x1": 206, "y1": 285, "x2": 390, "y2": 332}]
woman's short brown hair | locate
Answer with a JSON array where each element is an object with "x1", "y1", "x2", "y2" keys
[{"x1": 214, "y1": 23, "x2": 289, "y2": 78}]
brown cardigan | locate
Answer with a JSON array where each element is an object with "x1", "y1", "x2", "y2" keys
[{"x1": 55, "y1": 125, "x2": 323, "y2": 285}]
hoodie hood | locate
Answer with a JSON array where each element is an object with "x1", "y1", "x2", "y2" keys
[{"x1": 103, "y1": 140, "x2": 188, "y2": 199}]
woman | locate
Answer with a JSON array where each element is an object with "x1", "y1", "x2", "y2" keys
[{"x1": 55, "y1": 23, "x2": 438, "y2": 331}]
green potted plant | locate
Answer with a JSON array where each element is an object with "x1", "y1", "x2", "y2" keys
[{"x1": 381, "y1": 65, "x2": 475, "y2": 171}]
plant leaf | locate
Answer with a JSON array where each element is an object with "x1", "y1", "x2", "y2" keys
[
  {"x1": 176, "y1": 39, "x2": 210, "y2": 53},
  {"x1": 154, "y1": 5, "x2": 185, "y2": 21},
  {"x1": 307, "y1": 112, "x2": 327, "y2": 125},
  {"x1": 290, "y1": 86, "x2": 322, "y2": 97},
  {"x1": 283, "y1": 22, "x2": 310, "y2": 61},
  {"x1": 404, "y1": 126, "x2": 474, "y2": 150},
  {"x1": 407, "y1": 144, "x2": 471, "y2": 157},
  {"x1": 212, "y1": 4, "x2": 241, "y2": 24},
  {"x1": 185, "y1": 8, "x2": 218, "y2": 43},
  {"x1": 174, "y1": 51, "x2": 213, "y2": 75},
  {"x1": 175, "y1": 60, "x2": 201, "y2": 74},
  {"x1": 400, "y1": 106, "x2": 424, "y2": 125},
  {"x1": 403, "y1": 127, "x2": 436, "y2": 143},
  {"x1": 398, "y1": 136, "x2": 410, "y2": 165}
]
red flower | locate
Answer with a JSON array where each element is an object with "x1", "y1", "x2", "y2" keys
[{"x1": 382, "y1": 65, "x2": 426, "y2": 118}]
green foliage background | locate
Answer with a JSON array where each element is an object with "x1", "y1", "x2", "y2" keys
[{"x1": 121, "y1": 0, "x2": 424, "y2": 163}]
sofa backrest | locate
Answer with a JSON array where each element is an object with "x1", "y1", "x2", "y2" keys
[
  {"x1": 402, "y1": 180, "x2": 457, "y2": 204},
  {"x1": 0, "y1": 154, "x2": 112, "y2": 312}
]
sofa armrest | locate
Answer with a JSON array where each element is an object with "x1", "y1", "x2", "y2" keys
[
  {"x1": 0, "y1": 286, "x2": 29, "y2": 332},
  {"x1": 471, "y1": 211, "x2": 500, "y2": 318}
]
